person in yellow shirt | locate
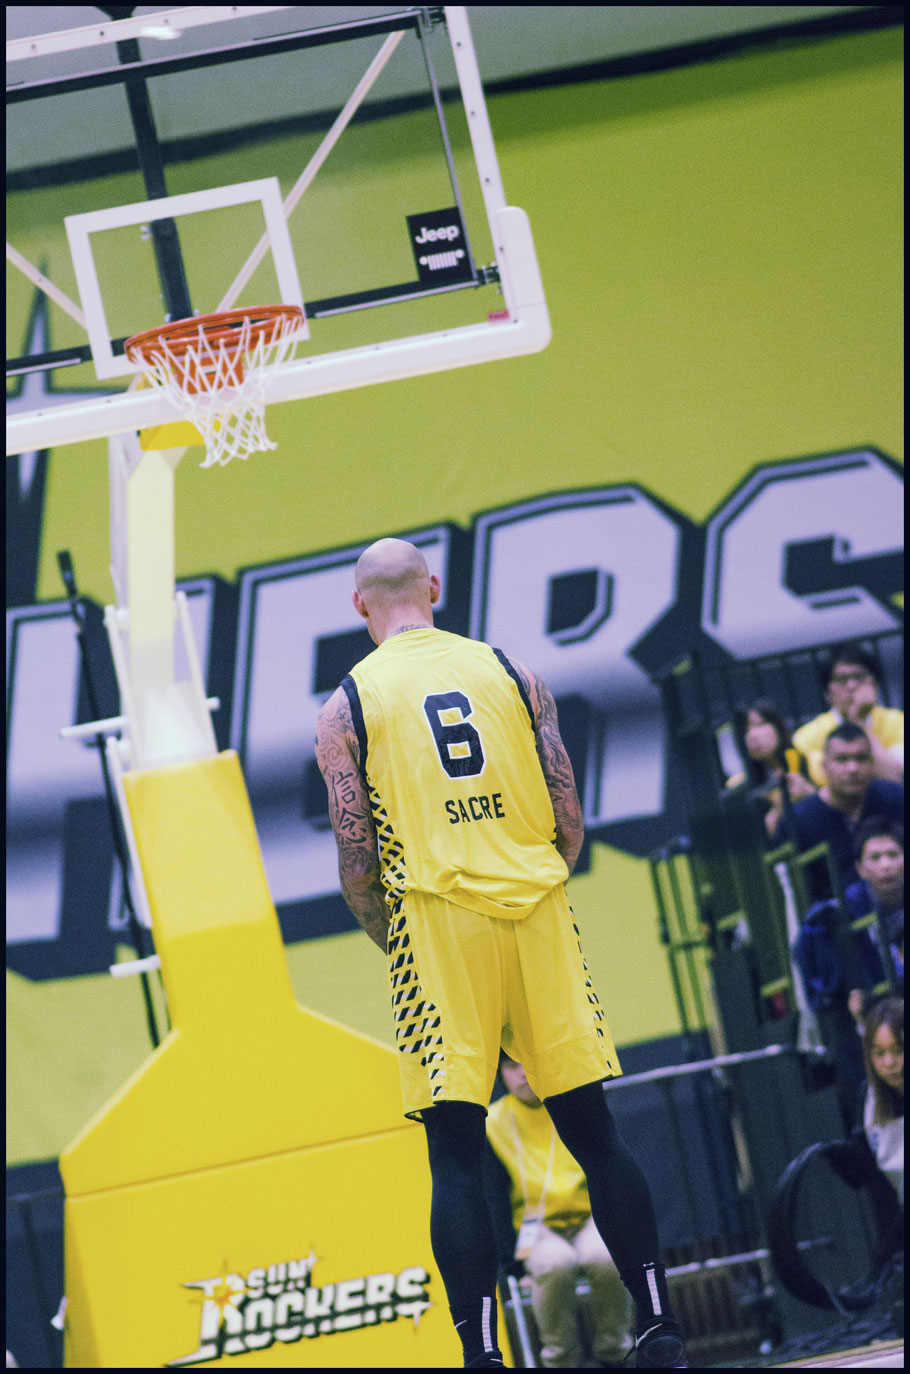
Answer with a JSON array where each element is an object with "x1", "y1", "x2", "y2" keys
[
  {"x1": 793, "y1": 644, "x2": 903, "y2": 789},
  {"x1": 315, "y1": 539, "x2": 688, "y2": 1369},
  {"x1": 486, "y1": 1052, "x2": 634, "y2": 1367}
]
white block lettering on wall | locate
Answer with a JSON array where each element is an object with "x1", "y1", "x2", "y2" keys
[
  {"x1": 232, "y1": 531, "x2": 451, "y2": 906},
  {"x1": 702, "y1": 450, "x2": 903, "y2": 658},
  {"x1": 470, "y1": 491, "x2": 682, "y2": 824}
]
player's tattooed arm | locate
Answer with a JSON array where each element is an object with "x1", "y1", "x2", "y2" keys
[
  {"x1": 315, "y1": 687, "x2": 390, "y2": 952},
  {"x1": 509, "y1": 658, "x2": 585, "y2": 874}
]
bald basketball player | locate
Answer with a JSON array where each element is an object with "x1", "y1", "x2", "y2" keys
[{"x1": 315, "y1": 539, "x2": 688, "y2": 1369}]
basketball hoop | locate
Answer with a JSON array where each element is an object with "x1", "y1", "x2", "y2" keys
[{"x1": 125, "y1": 306, "x2": 305, "y2": 467}]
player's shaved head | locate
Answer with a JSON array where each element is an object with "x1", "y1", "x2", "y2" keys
[
  {"x1": 352, "y1": 538, "x2": 440, "y2": 644},
  {"x1": 355, "y1": 538, "x2": 430, "y2": 604}
]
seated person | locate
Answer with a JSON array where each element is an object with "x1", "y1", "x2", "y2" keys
[
  {"x1": 845, "y1": 819, "x2": 905, "y2": 1004},
  {"x1": 484, "y1": 1052, "x2": 633, "y2": 1368},
  {"x1": 860, "y1": 997, "x2": 904, "y2": 1212},
  {"x1": 727, "y1": 699, "x2": 815, "y2": 837},
  {"x1": 816, "y1": 995, "x2": 903, "y2": 1305},
  {"x1": 772, "y1": 723, "x2": 904, "y2": 896},
  {"x1": 793, "y1": 819, "x2": 904, "y2": 1132},
  {"x1": 792, "y1": 901, "x2": 873, "y2": 1131},
  {"x1": 793, "y1": 642, "x2": 903, "y2": 788}
]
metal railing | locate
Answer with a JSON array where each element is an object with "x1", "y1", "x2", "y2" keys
[
  {"x1": 501, "y1": 1042, "x2": 830, "y2": 1367},
  {"x1": 656, "y1": 631, "x2": 903, "y2": 795}
]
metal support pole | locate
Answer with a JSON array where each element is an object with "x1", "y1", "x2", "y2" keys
[
  {"x1": 505, "y1": 1273, "x2": 537, "y2": 1368},
  {"x1": 649, "y1": 849, "x2": 693, "y2": 1038},
  {"x1": 601, "y1": 1042, "x2": 826, "y2": 1090},
  {"x1": 113, "y1": 27, "x2": 193, "y2": 323},
  {"x1": 417, "y1": 9, "x2": 479, "y2": 282},
  {"x1": 56, "y1": 550, "x2": 161, "y2": 1049}
]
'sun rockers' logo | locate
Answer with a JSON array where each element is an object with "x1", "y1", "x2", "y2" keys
[
  {"x1": 168, "y1": 1250, "x2": 433, "y2": 1366},
  {"x1": 407, "y1": 207, "x2": 473, "y2": 286}
]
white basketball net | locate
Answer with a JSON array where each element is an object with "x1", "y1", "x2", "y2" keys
[{"x1": 129, "y1": 312, "x2": 304, "y2": 467}]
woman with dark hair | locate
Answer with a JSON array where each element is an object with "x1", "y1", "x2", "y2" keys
[
  {"x1": 729, "y1": 699, "x2": 816, "y2": 836},
  {"x1": 860, "y1": 997, "x2": 904, "y2": 1209}
]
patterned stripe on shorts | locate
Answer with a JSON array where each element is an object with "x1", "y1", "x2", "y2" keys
[
  {"x1": 572, "y1": 917, "x2": 606, "y2": 1039},
  {"x1": 387, "y1": 906, "x2": 448, "y2": 1101},
  {"x1": 369, "y1": 784, "x2": 410, "y2": 904}
]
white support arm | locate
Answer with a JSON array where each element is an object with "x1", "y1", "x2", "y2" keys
[{"x1": 7, "y1": 292, "x2": 550, "y2": 454}]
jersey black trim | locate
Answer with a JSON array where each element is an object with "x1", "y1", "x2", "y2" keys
[
  {"x1": 340, "y1": 675, "x2": 369, "y2": 782},
  {"x1": 491, "y1": 647, "x2": 535, "y2": 727}
]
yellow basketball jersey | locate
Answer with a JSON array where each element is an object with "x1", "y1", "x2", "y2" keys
[{"x1": 343, "y1": 628, "x2": 568, "y2": 918}]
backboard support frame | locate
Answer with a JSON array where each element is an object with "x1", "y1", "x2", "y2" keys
[{"x1": 6, "y1": 6, "x2": 551, "y2": 456}]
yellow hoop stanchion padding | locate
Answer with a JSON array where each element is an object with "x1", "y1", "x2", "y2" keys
[
  {"x1": 59, "y1": 752, "x2": 480, "y2": 1368},
  {"x1": 136, "y1": 371, "x2": 204, "y2": 451},
  {"x1": 139, "y1": 416, "x2": 205, "y2": 451}
]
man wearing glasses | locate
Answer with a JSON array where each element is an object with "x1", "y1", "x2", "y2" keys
[{"x1": 793, "y1": 642, "x2": 904, "y2": 788}]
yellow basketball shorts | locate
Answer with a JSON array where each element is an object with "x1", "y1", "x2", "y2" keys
[{"x1": 386, "y1": 884, "x2": 622, "y2": 1120}]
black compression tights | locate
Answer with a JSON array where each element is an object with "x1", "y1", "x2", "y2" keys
[
  {"x1": 421, "y1": 1083, "x2": 663, "y2": 1309},
  {"x1": 544, "y1": 1079, "x2": 663, "y2": 1277},
  {"x1": 422, "y1": 1102, "x2": 499, "y2": 1307}
]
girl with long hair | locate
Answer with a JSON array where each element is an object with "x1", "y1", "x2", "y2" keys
[
  {"x1": 729, "y1": 699, "x2": 816, "y2": 837},
  {"x1": 861, "y1": 996, "x2": 904, "y2": 1208}
]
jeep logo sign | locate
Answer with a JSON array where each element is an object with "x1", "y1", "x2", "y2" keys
[{"x1": 407, "y1": 207, "x2": 474, "y2": 286}]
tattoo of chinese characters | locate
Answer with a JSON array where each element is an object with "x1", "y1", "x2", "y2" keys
[{"x1": 314, "y1": 687, "x2": 390, "y2": 951}]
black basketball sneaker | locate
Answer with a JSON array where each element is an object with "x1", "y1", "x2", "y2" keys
[{"x1": 629, "y1": 1320, "x2": 689, "y2": 1368}]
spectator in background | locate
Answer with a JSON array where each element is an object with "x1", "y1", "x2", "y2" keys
[
  {"x1": 772, "y1": 723, "x2": 904, "y2": 896},
  {"x1": 845, "y1": 821, "x2": 905, "y2": 1017},
  {"x1": 485, "y1": 1052, "x2": 633, "y2": 1368},
  {"x1": 793, "y1": 643, "x2": 903, "y2": 789},
  {"x1": 728, "y1": 699, "x2": 815, "y2": 837},
  {"x1": 860, "y1": 997, "x2": 904, "y2": 1211},
  {"x1": 819, "y1": 995, "x2": 904, "y2": 1308},
  {"x1": 793, "y1": 819, "x2": 903, "y2": 1128}
]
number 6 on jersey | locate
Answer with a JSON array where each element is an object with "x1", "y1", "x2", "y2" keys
[{"x1": 424, "y1": 691, "x2": 486, "y2": 778}]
